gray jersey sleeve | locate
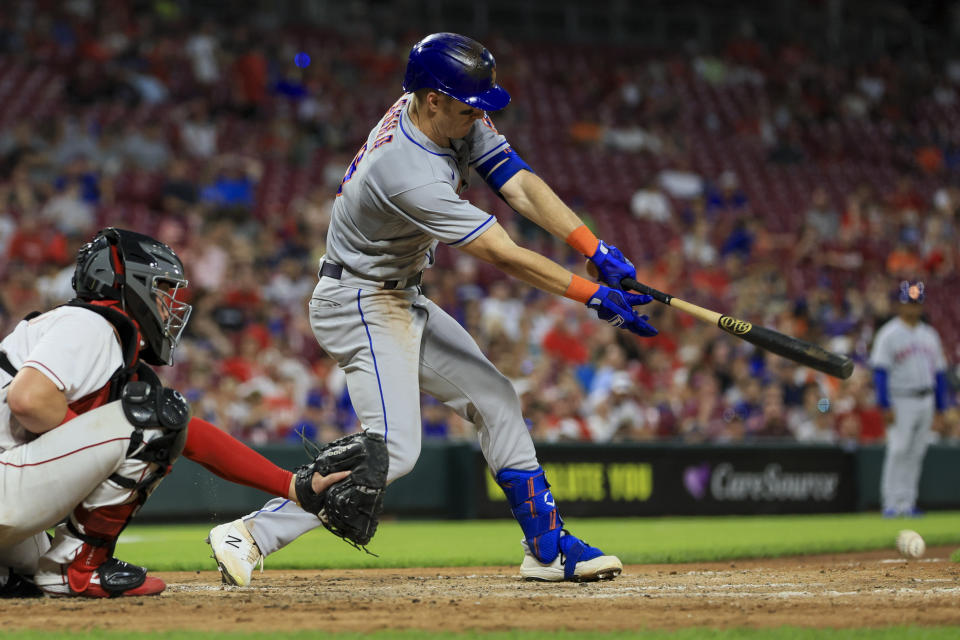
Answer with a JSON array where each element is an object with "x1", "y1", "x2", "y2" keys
[
  {"x1": 467, "y1": 115, "x2": 510, "y2": 168},
  {"x1": 390, "y1": 181, "x2": 496, "y2": 247},
  {"x1": 869, "y1": 324, "x2": 893, "y2": 369},
  {"x1": 930, "y1": 327, "x2": 948, "y2": 370}
]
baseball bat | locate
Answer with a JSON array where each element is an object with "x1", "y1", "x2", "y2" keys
[{"x1": 621, "y1": 277, "x2": 855, "y2": 379}]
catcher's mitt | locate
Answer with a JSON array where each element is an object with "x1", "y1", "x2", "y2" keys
[{"x1": 294, "y1": 431, "x2": 388, "y2": 550}]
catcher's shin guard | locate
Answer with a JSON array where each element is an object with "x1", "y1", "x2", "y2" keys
[
  {"x1": 36, "y1": 384, "x2": 189, "y2": 597},
  {"x1": 496, "y1": 467, "x2": 562, "y2": 564},
  {"x1": 63, "y1": 503, "x2": 155, "y2": 595}
]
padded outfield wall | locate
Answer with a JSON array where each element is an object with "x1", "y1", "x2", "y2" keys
[{"x1": 138, "y1": 442, "x2": 960, "y2": 521}]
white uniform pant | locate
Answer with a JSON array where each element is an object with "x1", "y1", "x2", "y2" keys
[
  {"x1": 243, "y1": 277, "x2": 539, "y2": 555},
  {"x1": 881, "y1": 394, "x2": 935, "y2": 514},
  {"x1": 0, "y1": 401, "x2": 144, "y2": 576}
]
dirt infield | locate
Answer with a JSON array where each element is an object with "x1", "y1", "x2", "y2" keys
[{"x1": 4, "y1": 547, "x2": 960, "y2": 633}]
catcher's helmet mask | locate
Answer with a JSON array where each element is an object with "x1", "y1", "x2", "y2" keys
[
  {"x1": 72, "y1": 228, "x2": 192, "y2": 365},
  {"x1": 402, "y1": 32, "x2": 510, "y2": 111}
]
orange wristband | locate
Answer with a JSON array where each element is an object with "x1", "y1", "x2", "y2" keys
[
  {"x1": 565, "y1": 225, "x2": 600, "y2": 257},
  {"x1": 565, "y1": 274, "x2": 600, "y2": 304}
]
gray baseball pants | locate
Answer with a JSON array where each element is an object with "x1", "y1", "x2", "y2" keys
[
  {"x1": 881, "y1": 394, "x2": 935, "y2": 514},
  {"x1": 243, "y1": 275, "x2": 538, "y2": 555}
]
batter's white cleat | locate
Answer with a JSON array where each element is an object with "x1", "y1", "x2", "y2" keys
[
  {"x1": 519, "y1": 530, "x2": 622, "y2": 582},
  {"x1": 207, "y1": 519, "x2": 263, "y2": 586}
]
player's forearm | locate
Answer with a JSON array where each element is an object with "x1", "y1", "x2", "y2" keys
[
  {"x1": 462, "y1": 223, "x2": 577, "y2": 296},
  {"x1": 492, "y1": 246, "x2": 579, "y2": 297},
  {"x1": 6, "y1": 367, "x2": 70, "y2": 434},
  {"x1": 500, "y1": 171, "x2": 585, "y2": 240}
]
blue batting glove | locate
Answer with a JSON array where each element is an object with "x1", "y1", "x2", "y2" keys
[
  {"x1": 589, "y1": 241, "x2": 637, "y2": 289},
  {"x1": 587, "y1": 286, "x2": 657, "y2": 337}
]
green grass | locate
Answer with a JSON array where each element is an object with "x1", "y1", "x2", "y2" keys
[
  {"x1": 6, "y1": 629, "x2": 960, "y2": 640},
  {"x1": 115, "y1": 511, "x2": 960, "y2": 572}
]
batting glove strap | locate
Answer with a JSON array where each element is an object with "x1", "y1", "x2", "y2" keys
[
  {"x1": 589, "y1": 241, "x2": 636, "y2": 289},
  {"x1": 587, "y1": 286, "x2": 658, "y2": 337}
]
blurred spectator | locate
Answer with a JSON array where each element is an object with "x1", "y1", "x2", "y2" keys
[
  {"x1": 682, "y1": 217, "x2": 718, "y2": 266},
  {"x1": 803, "y1": 187, "x2": 840, "y2": 240},
  {"x1": 422, "y1": 397, "x2": 451, "y2": 439},
  {"x1": 629, "y1": 179, "x2": 673, "y2": 223},
  {"x1": 120, "y1": 121, "x2": 171, "y2": 171},
  {"x1": 161, "y1": 158, "x2": 199, "y2": 213},
  {"x1": 185, "y1": 21, "x2": 221, "y2": 86},
  {"x1": 178, "y1": 99, "x2": 218, "y2": 159},
  {"x1": 705, "y1": 171, "x2": 749, "y2": 218},
  {"x1": 789, "y1": 383, "x2": 837, "y2": 443},
  {"x1": 41, "y1": 181, "x2": 95, "y2": 237},
  {"x1": 6, "y1": 218, "x2": 69, "y2": 267},
  {"x1": 230, "y1": 40, "x2": 268, "y2": 117},
  {"x1": 200, "y1": 154, "x2": 262, "y2": 209},
  {"x1": 603, "y1": 125, "x2": 663, "y2": 154},
  {"x1": 658, "y1": 158, "x2": 704, "y2": 200},
  {"x1": 0, "y1": 4, "x2": 955, "y2": 447}
]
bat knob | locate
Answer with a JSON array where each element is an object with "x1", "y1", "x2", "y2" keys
[{"x1": 585, "y1": 260, "x2": 600, "y2": 280}]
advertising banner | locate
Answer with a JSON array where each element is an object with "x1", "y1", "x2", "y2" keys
[{"x1": 476, "y1": 445, "x2": 856, "y2": 518}]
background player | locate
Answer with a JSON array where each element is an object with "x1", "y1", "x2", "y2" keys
[
  {"x1": 869, "y1": 281, "x2": 951, "y2": 518},
  {"x1": 208, "y1": 32, "x2": 656, "y2": 585},
  {"x1": 0, "y1": 228, "x2": 348, "y2": 598}
]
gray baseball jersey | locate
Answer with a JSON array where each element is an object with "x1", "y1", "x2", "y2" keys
[
  {"x1": 869, "y1": 317, "x2": 946, "y2": 391},
  {"x1": 869, "y1": 316, "x2": 947, "y2": 515},
  {"x1": 240, "y1": 95, "x2": 540, "y2": 556},
  {"x1": 326, "y1": 95, "x2": 507, "y2": 281}
]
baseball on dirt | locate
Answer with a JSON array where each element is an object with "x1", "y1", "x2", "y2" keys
[{"x1": 896, "y1": 529, "x2": 925, "y2": 559}]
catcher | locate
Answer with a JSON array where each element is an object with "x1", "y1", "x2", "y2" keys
[{"x1": 0, "y1": 228, "x2": 349, "y2": 598}]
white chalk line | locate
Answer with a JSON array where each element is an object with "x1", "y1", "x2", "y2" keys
[{"x1": 163, "y1": 581, "x2": 960, "y2": 600}]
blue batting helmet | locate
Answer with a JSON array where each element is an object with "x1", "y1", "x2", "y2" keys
[
  {"x1": 402, "y1": 33, "x2": 510, "y2": 111},
  {"x1": 898, "y1": 280, "x2": 926, "y2": 304}
]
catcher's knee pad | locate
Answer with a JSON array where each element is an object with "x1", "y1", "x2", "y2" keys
[
  {"x1": 496, "y1": 467, "x2": 563, "y2": 564},
  {"x1": 121, "y1": 381, "x2": 190, "y2": 470}
]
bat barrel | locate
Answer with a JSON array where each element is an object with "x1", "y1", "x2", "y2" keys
[
  {"x1": 621, "y1": 278, "x2": 854, "y2": 379},
  {"x1": 727, "y1": 320, "x2": 854, "y2": 379}
]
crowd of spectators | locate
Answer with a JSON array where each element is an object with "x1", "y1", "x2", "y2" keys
[{"x1": 0, "y1": 1, "x2": 958, "y2": 449}]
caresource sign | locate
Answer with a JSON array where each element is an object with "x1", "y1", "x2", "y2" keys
[{"x1": 686, "y1": 463, "x2": 841, "y2": 502}]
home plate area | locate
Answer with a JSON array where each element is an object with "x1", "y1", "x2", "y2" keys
[{"x1": 3, "y1": 549, "x2": 960, "y2": 633}]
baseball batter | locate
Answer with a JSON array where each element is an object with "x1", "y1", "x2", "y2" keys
[
  {"x1": 209, "y1": 32, "x2": 657, "y2": 584},
  {"x1": 870, "y1": 281, "x2": 950, "y2": 517}
]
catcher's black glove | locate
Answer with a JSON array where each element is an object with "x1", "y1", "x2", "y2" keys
[{"x1": 294, "y1": 431, "x2": 388, "y2": 550}]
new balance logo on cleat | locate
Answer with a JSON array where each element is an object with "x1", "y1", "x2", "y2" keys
[{"x1": 207, "y1": 519, "x2": 263, "y2": 587}]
